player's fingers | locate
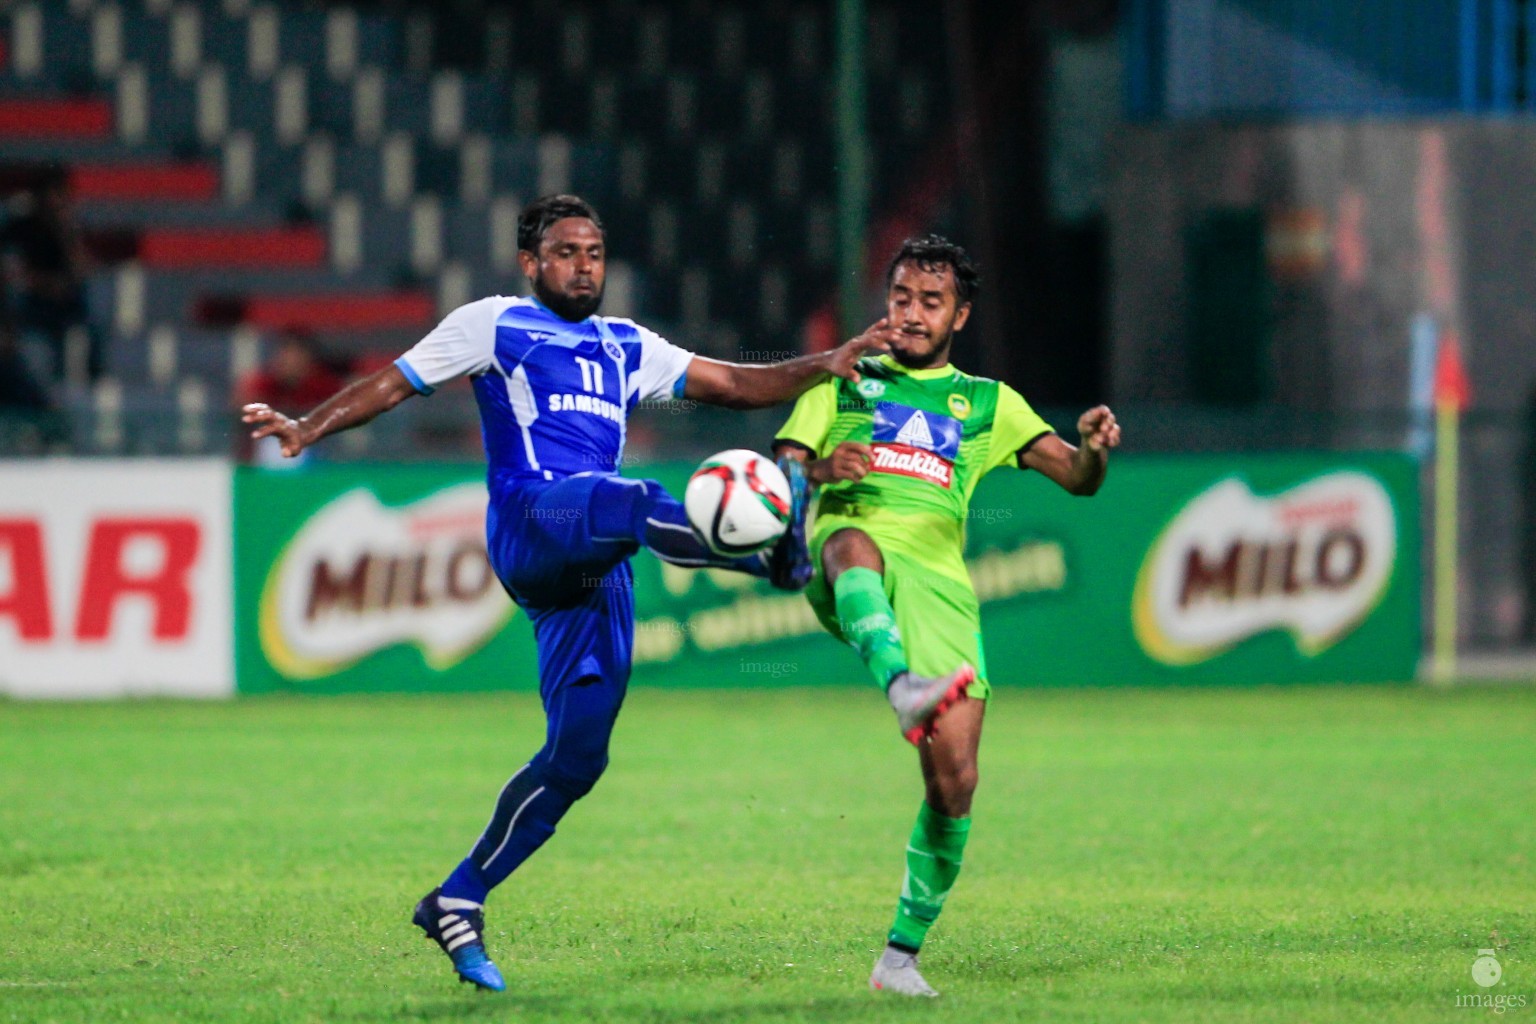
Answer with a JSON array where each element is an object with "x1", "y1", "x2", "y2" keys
[{"x1": 858, "y1": 320, "x2": 894, "y2": 348}]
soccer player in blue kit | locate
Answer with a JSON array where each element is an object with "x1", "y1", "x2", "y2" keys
[{"x1": 242, "y1": 195, "x2": 956, "y2": 992}]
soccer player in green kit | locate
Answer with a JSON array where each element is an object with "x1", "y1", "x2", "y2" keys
[{"x1": 773, "y1": 235, "x2": 1121, "y2": 997}]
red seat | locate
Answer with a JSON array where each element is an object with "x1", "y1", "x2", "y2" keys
[
  {"x1": 141, "y1": 226, "x2": 326, "y2": 269},
  {"x1": 71, "y1": 163, "x2": 220, "y2": 202},
  {"x1": 0, "y1": 98, "x2": 112, "y2": 138},
  {"x1": 195, "y1": 291, "x2": 436, "y2": 333}
]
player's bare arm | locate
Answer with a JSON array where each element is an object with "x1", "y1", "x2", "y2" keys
[
  {"x1": 773, "y1": 440, "x2": 873, "y2": 486},
  {"x1": 1021, "y1": 404, "x2": 1121, "y2": 496},
  {"x1": 241, "y1": 363, "x2": 418, "y2": 458},
  {"x1": 683, "y1": 319, "x2": 900, "y2": 410}
]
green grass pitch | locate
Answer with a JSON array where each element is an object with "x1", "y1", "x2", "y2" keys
[{"x1": 2, "y1": 683, "x2": 1532, "y2": 1023}]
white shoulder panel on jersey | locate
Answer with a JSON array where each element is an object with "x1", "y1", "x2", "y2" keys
[
  {"x1": 609, "y1": 317, "x2": 695, "y2": 403},
  {"x1": 396, "y1": 296, "x2": 508, "y2": 392}
]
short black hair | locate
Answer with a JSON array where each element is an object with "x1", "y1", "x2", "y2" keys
[
  {"x1": 517, "y1": 194, "x2": 604, "y2": 254},
  {"x1": 885, "y1": 234, "x2": 979, "y2": 304}
]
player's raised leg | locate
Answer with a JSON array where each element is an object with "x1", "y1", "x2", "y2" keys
[
  {"x1": 614, "y1": 462, "x2": 812, "y2": 590},
  {"x1": 871, "y1": 697, "x2": 985, "y2": 997},
  {"x1": 820, "y1": 527, "x2": 971, "y2": 743}
]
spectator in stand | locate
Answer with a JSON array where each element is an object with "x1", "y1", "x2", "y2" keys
[
  {"x1": 233, "y1": 328, "x2": 347, "y2": 464},
  {"x1": 0, "y1": 268, "x2": 70, "y2": 453},
  {"x1": 0, "y1": 271, "x2": 54, "y2": 413},
  {"x1": 1, "y1": 166, "x2": 101, "y2": 382}
]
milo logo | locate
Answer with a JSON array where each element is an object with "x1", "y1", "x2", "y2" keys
[
  {"x1": 258, "y1": 485, "x2": 514, "y2": 679},
  {"x1": 1132, "y1": 472, "x2": 1396, "y2": 664}
]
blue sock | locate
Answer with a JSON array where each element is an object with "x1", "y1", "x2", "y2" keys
[
  {"x1": 587, "y1": 477, "x2": 767, "y2": 577},
  {"x1": 441, "y1": 672, "x2": 630, "y2": 903},
  {"x1": 639, "y1": 495, "x2": 769, "y2": 576},
  {"x1": 442, "y1": 763, "x2": 574, "y2": 904}
]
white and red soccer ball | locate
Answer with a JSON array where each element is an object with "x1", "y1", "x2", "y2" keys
[{"x1": 684, "y1": 449, "x2": 792, "y2": 556}]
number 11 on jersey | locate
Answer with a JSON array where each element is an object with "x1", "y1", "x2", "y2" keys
[{"x1": 574, "y1": 356, "x2": 604, "y2": 394}]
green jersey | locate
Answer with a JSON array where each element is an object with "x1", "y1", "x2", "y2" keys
[{"x1": 775, "y1": 354, "x2": 1053, "y2": 585}]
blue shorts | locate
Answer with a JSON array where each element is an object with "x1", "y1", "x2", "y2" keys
[{"x1": 486, "y1": 473, "x2": 656, "y2": 698}]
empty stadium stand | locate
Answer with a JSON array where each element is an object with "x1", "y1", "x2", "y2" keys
[{"x1": 0, "y1": 0, "x2": 948, "y2": 457}]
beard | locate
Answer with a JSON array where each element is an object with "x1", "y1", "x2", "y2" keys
[
  {"x1": 889, "y1": 327, "x2": 953, "y2": 369},
  {"x1": 534, "y1": 277, "x2": 604, "y2": 322}
]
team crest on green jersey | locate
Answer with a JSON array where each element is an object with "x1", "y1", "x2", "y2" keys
[{"x1": 857, "y1": 379, "x2": 886, "y2": 398}]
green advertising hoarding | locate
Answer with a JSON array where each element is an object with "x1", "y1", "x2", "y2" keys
[{"x1": 234, "y1": 452, "x2": 1419, "y2": 694}]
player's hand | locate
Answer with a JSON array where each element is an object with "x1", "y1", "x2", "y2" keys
[
  {"x1": 1077, "y1": 405, "x2": 1121, "y2": 453},
  {"x1": 242, "y1": 403, "x2": 308, "y2": 458},
  {"x1": 809, "y1": 442, "x2": 873, "y2": 484},
  {"x1": 826, "y1": 319, "x2": 899, "y2": 383}
]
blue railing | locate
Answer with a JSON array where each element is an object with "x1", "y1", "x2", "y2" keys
[{"x1": 1128, "y1": 0, "x2": 1528, "y2": 119}]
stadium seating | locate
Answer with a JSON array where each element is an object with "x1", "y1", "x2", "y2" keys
[{"x1": 0, "y1": 0, "x2": 946, "y2": 456}]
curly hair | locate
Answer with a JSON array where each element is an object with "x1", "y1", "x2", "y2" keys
[
  {"x1": 885, "y1": 234, "x2": 980, "y2": 303},
  {"x1": 517, "y1": 194, "x2": 605, "y2": 253}
]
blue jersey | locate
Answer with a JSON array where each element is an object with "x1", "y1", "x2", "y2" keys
[{"x1": 395, "y1": 296, "x2": 695, "y2": 492}]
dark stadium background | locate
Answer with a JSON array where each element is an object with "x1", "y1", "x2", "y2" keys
[{"x1": 2, "y1": 5, "x2": 1534, "y2": 1021}]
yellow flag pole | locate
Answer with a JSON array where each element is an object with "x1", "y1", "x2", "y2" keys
[{"x1": 1432, "y1": 396, "x2": 1459, "y2": 684}]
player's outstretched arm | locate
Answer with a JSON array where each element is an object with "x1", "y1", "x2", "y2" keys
[
  {"x1": 1021, "y1": 405, "x2": 1121, "y2": 496},
  {"x1": 681, "y1": 319, "x2": 900, "y2": 410},
  {"x1": 241, "y1": 363, "x2": 419, "y2": 458}
]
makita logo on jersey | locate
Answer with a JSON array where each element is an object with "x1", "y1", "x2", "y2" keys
[
  {"x1": 869, "y1": 403, "x2": 961, "y2": 487},
  {"x1": 871, "y1": 444, "x2": 954, "y2": 486}
]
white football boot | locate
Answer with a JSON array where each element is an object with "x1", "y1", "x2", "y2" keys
[
  {"x1": 886, "y1": 665, "x2": 975, "y2": 744},
  {"x1": 869, "y1": 945, "x2": 940, "y2": 997}
]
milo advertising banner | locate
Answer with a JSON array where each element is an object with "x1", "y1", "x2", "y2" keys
[
  {"x1": 235, "y1": 466, "x2": 532, "y2": 694},
  {"x1": 233, "y1": 452, "x2": 1418, "y2": 693}
]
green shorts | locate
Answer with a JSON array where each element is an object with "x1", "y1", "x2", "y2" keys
[{"x1": 806, "y1": 542, "x2": 992, "y2": 701}]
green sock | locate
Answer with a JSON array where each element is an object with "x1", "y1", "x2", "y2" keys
[
  {"x1": 833, "y1": 567, "x2": 908, "y2": 689},
  {"x1": 888, "y1": 802, "x2": 971, "y2": 951}
]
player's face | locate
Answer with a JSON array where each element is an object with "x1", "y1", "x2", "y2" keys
[
  {"x1": 521, "y1": 217, "x2": 606, "y2": 321},
  {"x1": 885, "y1": 261, "x2": 971, "y2": 369}
]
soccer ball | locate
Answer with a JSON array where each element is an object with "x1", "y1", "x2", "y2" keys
[{"x1": 684, "y1": 449, "x2": 793, "y2": 556}]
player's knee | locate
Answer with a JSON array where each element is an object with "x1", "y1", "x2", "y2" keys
[
  {"x1": 927, "y1": 763, "x2": 978, "y2": 815},
  {"x1": 542, "y1": 751, "x2": 609, "y2": 800},
  {"x1": 823, "y1": 527, "x2": 883, "y2": 576},
  {"x1": 618, "y1": 475, "x2": 670, "y2": 511}
]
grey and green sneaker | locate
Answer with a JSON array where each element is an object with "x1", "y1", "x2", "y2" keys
[
  {"x1": 869, "y1": 945, "x2": 940, "y2": 997},
  {"x1": 886, "y1": 664, "x2": 974, "y2": 745}
]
